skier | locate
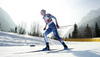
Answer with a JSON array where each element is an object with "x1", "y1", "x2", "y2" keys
[{"x1": 40, "y1": 9, "x2": 68, "y2": 51}]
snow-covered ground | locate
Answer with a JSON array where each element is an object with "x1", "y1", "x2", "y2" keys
[
  {"x1": 0, "y1": 31, "x2": 59, "y2": 46},
  {"x1": 0, "y1": 31, "x2": 100, "y2": 57}
]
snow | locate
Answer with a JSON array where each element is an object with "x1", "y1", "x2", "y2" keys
[
  {"x1": 0, "y1": 31, "x2": 100, "y2": 57},
  {"x1": 0, "y1": 31, "x2": 59, "y2": 46}
]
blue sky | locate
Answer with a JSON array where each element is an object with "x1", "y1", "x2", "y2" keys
[{"x1": 0, "y1": 0, "x2": 100, "y2": 34}]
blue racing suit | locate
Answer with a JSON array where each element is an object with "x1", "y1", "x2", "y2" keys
[{"x1": 43, "y1": 14, "x2": 63, "y2": 43}]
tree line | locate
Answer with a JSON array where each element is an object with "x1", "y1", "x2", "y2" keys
[
  {"x1": 0, "y1": 21, "x2": 63, "y2": 40},
  {"x1": 2, "y1": 21, "x2": 100, "y2": 40},
  {"x1": 68, "y1": 22, "x2": 100, "y2": 38},
  {"x1": 17, "y1": 21, "x2": 43, "y2": 37}
]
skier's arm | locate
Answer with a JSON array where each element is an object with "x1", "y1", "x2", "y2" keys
[
  {"x1": 50, "y1": 14, "x2": 58, "y2": 25},
  {"x1": 50, "y1": 15, "x2": 60, "y2": 28},
  {"x1": 56, "y1": 21, "x2": 58, "y2": 26},
  {"x1": 50, "y1": 15, "x2": 57, "y2": 21}
]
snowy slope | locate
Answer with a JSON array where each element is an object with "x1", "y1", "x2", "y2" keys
[
  {"x1": 0, "y1": 31, "x2": 60, "y2": 46},
  {"x1": 0, "y1": 31, "x2": 100, "y2": 57}
]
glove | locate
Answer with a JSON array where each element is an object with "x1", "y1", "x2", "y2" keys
[
  {"x1": 43, "y1": 27, "x2": 46, "y2": 30},
  {"x1": 56, "y1": 21, "x2": 60, "y2": 29},
  {"x1": 56, "y1": 24, "x2": 60, "y2": 29}
]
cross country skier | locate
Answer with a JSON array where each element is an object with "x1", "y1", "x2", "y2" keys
[{"x1": 40, "y1": 9, "x2": 68, "y2": 51}]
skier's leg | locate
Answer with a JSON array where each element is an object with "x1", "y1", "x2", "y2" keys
[
  {"x1": 42, "y1": 28, "x2": 52, "y2": 51},
  {"x1": 52, "y1": 28, "x2": 63, "y2": 43},
  {"x1": 53, "y1": 29, "x2": 68, "y2": 49},
  {"x1": 44, "y1": 28, "x2": 52, "y2": 43}
]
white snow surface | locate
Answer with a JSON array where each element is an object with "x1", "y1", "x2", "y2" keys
[{"x1": 0, "y1": 31, "x2": 100, "y2": 57}]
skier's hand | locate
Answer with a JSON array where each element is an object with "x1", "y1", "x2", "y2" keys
[
  {"x1": 56, "y1": 24, "x2": 60, "y2": 29},
  {"x1": 56, "y1": 21, "x2": 60, "y2": 29},
  {"x1": 43, "y1": 27, "x2": 46, "y2": 30},
  {"x1": 43, "y1": 25, "x2": 47, "y2": 30}
]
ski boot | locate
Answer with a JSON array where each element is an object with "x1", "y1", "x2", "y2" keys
[
  {"x1": 62, "y1": 42, "x2": 68, "y2": 50},
  {"x1": 41, "y1": 42, "x2": 50, "y2": 51}
]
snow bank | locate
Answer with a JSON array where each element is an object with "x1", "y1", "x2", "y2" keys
[{"x1": 0, "y1": 31, "x2": 60, "y2": 46}]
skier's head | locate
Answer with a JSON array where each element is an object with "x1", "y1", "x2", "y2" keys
[{"x1": 40, "y1": 9, "x2": 46, "y2": 16}]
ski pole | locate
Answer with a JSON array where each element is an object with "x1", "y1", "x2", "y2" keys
[
  {"x1": 60, "y1": 25, "x2": 74, "y2": 28},
  {"x1": 58, "y1": 25, "x2": 74, "y2": 29}
]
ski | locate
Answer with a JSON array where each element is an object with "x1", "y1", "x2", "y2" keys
[
  {"x1": 47, "y1": 48, "x2": 74, "y2": 53},
  {"x1": 15, "y1": 48, "x2": 74, "y2": 54},
  {"x1": 15, "y1": 49, "x2": 57, "y2": 54}
]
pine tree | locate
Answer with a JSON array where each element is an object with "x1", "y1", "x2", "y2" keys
[
  {"x1": 68, "y1": 33, "x2": 71, "y2": 38},
  {"x1": 72, "y1": 23, "x2": 78, "y2": 38},
  {"x1": 84, "y1": 24, "x2": 92, "y2": 38},
  {"x1": 95, "y1": 22, "x2": 100, "y2": 37},
  {"x1": 65, "y1": 36, "x2": 67, "y2": 41}
]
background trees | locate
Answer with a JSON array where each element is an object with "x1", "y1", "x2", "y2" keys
[
  {"x1": 68, "y1": 33, "x2": 71, "y2": 38},
  {"x1": 95, "y1": 22, "x2": 100, "y2": 37},
  {"x1": 69, "y1": 22, "x2": 100, "y2": 38},
  {"x1": 18, "y1": 21, "x2": 26, "y2": 34},
  {"x1": 29, "y1": 21, "x2": 43, "y2": 37},
  {"x1": 84, "y1": 24, "x2": 92, "y2": 38},
  {"x1": 72, "y1": 23, "x2": 78, "y2": 38}
]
